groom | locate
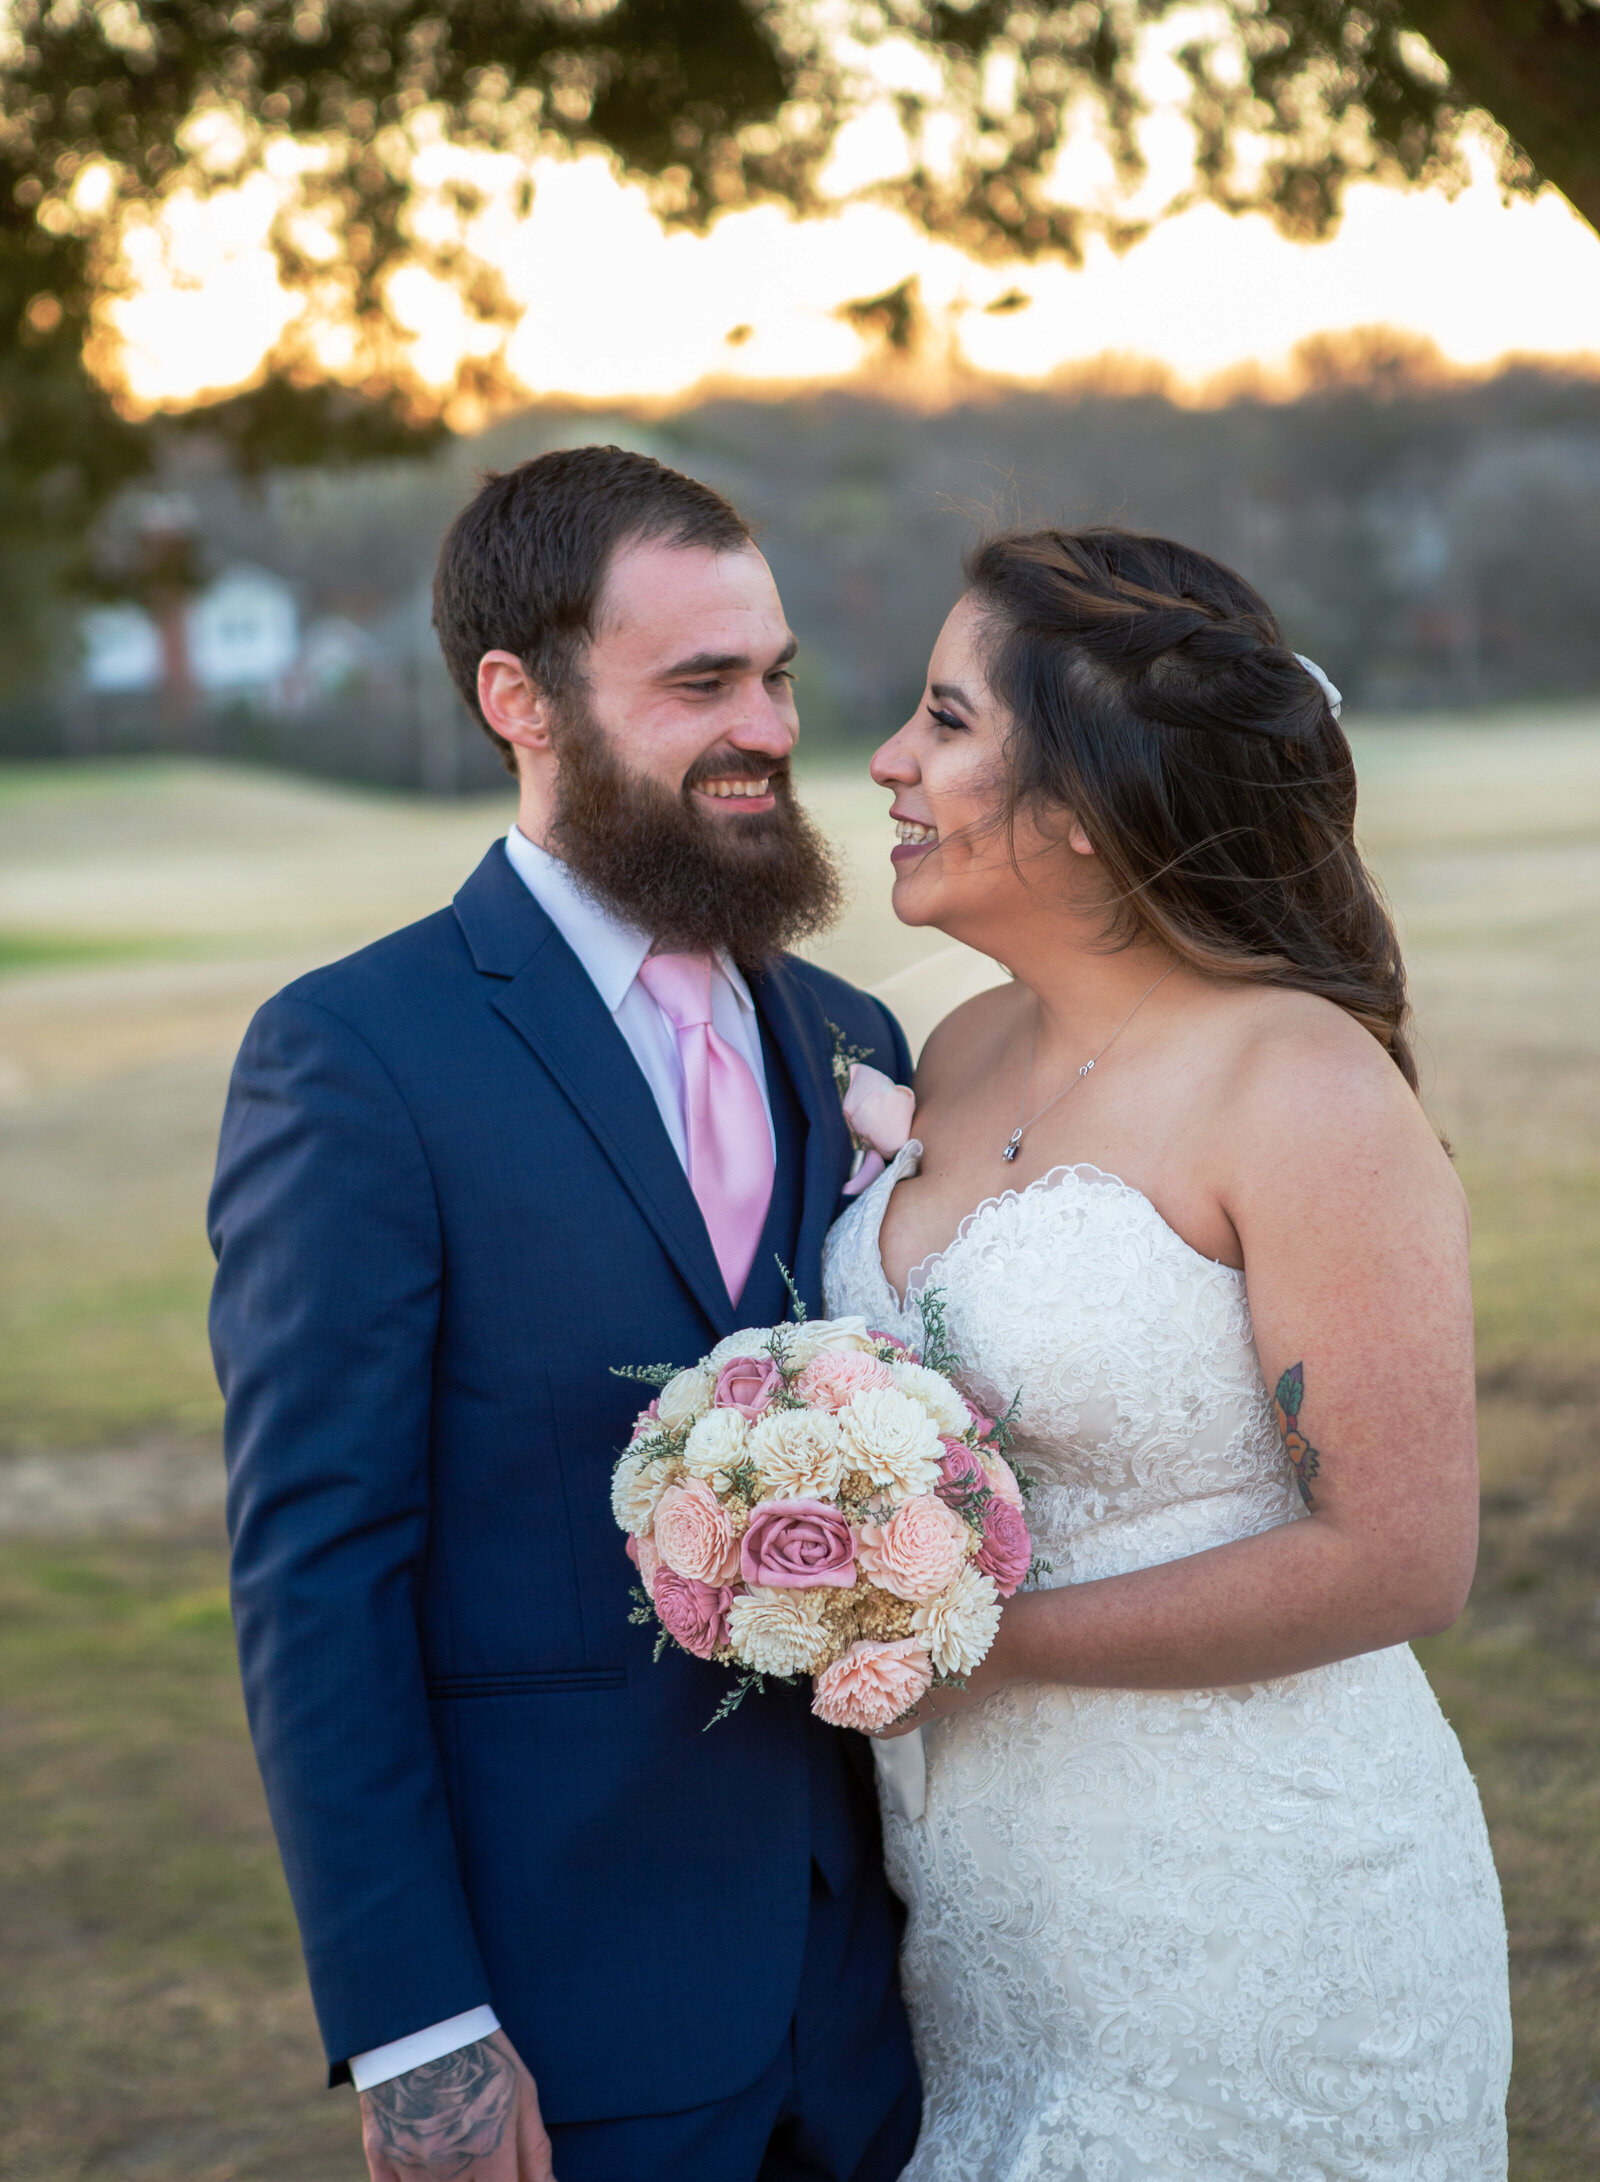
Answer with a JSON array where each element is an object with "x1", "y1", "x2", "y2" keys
[{"x1": 208, "y1": 446, "x2": 921, "y2": 2182}]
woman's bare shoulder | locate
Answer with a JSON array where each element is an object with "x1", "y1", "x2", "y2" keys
[{"x1": 1213, "y1": 984, "x2": 1461, "y2": 1210}]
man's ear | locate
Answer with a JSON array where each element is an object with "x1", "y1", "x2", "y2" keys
[{"x1": 478, "y1": 651, "x2": 557, "y2": 756}]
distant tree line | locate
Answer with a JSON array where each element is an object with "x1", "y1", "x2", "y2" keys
[
  {"x1": 12, "y1": 343, "x2": 1600, "y2": 786},
  {"x1": 2, "y1": 0, "x2": 1597, "y2": 709}
]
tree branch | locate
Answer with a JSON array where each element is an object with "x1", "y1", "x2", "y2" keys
[{"x1": 1401, "y1": 0, "x2": 1600, "y2": 231}]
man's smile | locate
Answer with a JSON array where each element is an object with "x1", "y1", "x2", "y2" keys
[{"x1": 692, "y1": 773, "x2": 776, "y2": 813}]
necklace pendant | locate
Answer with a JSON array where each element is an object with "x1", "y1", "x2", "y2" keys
[{"x1": 1001, "y1": 1129, "x2": 1023, "y2": 1163}]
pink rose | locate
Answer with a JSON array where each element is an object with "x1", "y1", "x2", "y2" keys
[
  {"x1": 795, "y1": 1350, "x2": 894, "y2": 1414},
  {"x1": 812, "y1": 1637, "x2": 934, "y2": 1733},
  {"x1": 857, "y1": 1494, "x2": 969, "y2": 1602},
  {"x1": 741, "y1": 1499, "x2": 856, "y2": 1589},
  {"x1": 981, "y1": 1452, "x2": 1025, "y2": 1510},
  {"x1": 840, "y1": 1064, "x2": 917, "y2": 1199},
  {"x1": 934, "y1": 1440, "x2": 986, "y2": 1506},
  {"x1": 714, "y1": 1355, "x2": 783, "y2": 1420},
  {"x1": 654, "y1": 1568, "x2": 735, "y2": 1659},
  {"x1": 654, "y1": 1476, "x2": 743, "y2": 1586},
  {"x1": 964, "y1": 1398, "x2": 997, "y2": 1438},
  {"x1": 975, "y1": 1496, "x2": 1032, "y2": 1597},
  {"x1": 843, "y1": 1064, "x2": 916, "y2": 1158}
]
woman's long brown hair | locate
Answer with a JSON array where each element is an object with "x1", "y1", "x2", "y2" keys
[{"x1": 965, "y1": 525, "x2": 1418, "y2": 1091}]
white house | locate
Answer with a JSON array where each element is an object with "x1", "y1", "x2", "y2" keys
[
  {"x1": 185, "y1": 565, "x2": 299, "y2": 693},
  {"x1": 81, "y1": 604, "x2": 164, "y2": 693},
  {"x1": 80, "y1": 564, "x2": 300, "y2": 699}
]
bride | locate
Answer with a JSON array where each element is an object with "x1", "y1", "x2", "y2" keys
[{"x1": 822, "y1": 527, "x2": 1511, "y2": 2179}]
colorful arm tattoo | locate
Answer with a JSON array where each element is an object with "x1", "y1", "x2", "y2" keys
[{"x1": 1273, "y1": 1362, "x2": 1321, "y2": 1509}]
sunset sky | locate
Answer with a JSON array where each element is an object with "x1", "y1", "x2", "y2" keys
[{"x1": 109, "y1": 114, "x2": 1600, "y2": 417}]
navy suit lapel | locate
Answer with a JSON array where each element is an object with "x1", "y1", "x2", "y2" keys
[
  {"x1": 454, "y1": 847, "x2": 737, "y2": 1337},
  {"x1": 749, "y1": 959, "x2": 854, "y2": 1318}
]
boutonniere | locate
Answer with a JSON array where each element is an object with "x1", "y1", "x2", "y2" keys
[{"x1": 827, "y1": 1021, "x2": 917, "y2": 1198}]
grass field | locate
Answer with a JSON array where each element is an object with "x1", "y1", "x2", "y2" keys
[{"x1": 1, "y1": 722, "x2": 1598, "y2": 2178}]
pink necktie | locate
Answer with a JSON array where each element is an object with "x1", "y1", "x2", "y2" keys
[{"x1": 636, "y1": 952, "x2": 775, "y2": 1304}]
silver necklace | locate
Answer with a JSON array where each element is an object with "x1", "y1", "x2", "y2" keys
[{"x1": 1001, "y1": 965, "x2": 1176, "y2": 1163}]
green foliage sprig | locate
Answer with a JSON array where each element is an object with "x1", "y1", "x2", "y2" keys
[
  {"x1": 914, "y1": 1285, "x2": 963, "y2": 1381},
  {"x1": 705, "y1": 1667, "x2": 797, "y2": 1730},
  {"x1": 610, "y1": 1362, "x2": 683, "y2": 1390}
]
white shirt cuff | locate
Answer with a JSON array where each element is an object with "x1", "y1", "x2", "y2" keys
[{"x1": 349, "y1": 2005, "x2": 501, "y2": 2092}]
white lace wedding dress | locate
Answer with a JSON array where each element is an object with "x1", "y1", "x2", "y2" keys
[{"x1": 822, "y1": 1142, "x2": 1511, "y2": 2182}]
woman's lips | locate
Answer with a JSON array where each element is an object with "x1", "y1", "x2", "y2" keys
[{"x1": 891, "y1": 817, "x2": 937, "y2": 866}]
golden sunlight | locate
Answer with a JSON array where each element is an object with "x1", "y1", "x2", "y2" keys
[{"x1": 107, "y1": 138, "x2": 1600, "y2": 418}]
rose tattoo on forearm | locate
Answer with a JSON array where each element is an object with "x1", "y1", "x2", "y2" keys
[{"x1": 362, "y1": 2037, "x2": 515, "y2": 2175}]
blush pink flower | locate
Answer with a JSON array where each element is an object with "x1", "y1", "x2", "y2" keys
[
  {"x1": 654, "y1": 1569, "x2": 735, "y2": 1659},
  {"x1": 843, "y1": 1064, "x2": 916, "y2": 1158},
  {"x1": 980, "y1": 1452, "x2": 1025, "y2": 1510},
  {"x1": 964, "y1": 1398, "x2": 997, "y2": 1438},
  {"x1": 795, "y1": 1350, "x2": 894, "y2": 1414},
  {"x1": 623, "y1": 1532, "x2": 662, "y2": 1597},
  {"x1": 714, "y1": 1355, "x2": 783, "y2": 1420},
  {"x1": 975, "y1": 1495, "x2": 1032, "y2": 1597},
  {"x1": 857, "y1": 1494, "x2": 970, "y2": 1602},
  {"x1": 811, "y1": 1637, "x2": 934, "y2": 1732},
  {"x1": 934, "y1": 1440, "x2": 987, "y2": 1506},
  {"x1": 741, "y1": 1499, "x2": 857, "y2": 1588},
  {"x1": 654, "y1": 1476, "x2": 742, "y2": 1586}
]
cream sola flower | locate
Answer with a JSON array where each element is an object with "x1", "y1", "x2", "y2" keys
[
  {"x1": 837, "y1": 1385, "x2": 943, "y2": 1498},
  {"x1": 681, "y1": 1407, "x2": 753, "y2": 1484},
  {"x1": 750, "y1": 1407, "x2": 846, "y2": 1500},
  {"x1": 656, "y1": 1362, "x2": 718, "y2": 1431},
  {"x1": 889, "y1": 1359, "x2": 972, "y2": 1438},
  {"x1": 913, "y1": 1565, "x2": 1003, "y2": 1677},
  {"x1": 783, "y1": 1315, "x2": 879, "y2": 1365},
  {"x1": 727, "y1": 1587, "x2": 834, "y2": 1676},
  {"x1": 611, "y1": 1444, "x2": 678, "y2": 1535}
]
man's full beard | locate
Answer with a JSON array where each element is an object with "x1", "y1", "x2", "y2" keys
[{"x1": 546, "y1": 694, "x2": 843, "y2": 968}]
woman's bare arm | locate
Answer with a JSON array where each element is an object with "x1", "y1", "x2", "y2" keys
[{"x1": 886, "y1": 1009, "x2": 1478, "y2": 1722}]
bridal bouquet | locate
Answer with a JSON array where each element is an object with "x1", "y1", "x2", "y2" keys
[{"x1": 611, "y1": 1296, "x2": 1035, "y2": 1730}]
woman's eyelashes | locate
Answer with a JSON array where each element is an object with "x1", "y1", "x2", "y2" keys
[{"x1": 926, "y1": 703, "x2": 969, "y2": 733}]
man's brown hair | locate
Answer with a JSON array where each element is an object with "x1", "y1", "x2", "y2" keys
[{"x1": 432, "y1": 444, "x2": 753, "y2": 773}]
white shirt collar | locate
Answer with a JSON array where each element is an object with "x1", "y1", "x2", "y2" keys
[{"x1": 503, "y1": 827, "x2": 757, "y2": 1019}]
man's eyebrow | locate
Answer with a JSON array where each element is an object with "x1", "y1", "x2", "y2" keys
[{"x1": 659, "y1": 635, "x2": 799, "y2": 679}]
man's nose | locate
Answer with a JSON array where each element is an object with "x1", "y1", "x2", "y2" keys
[{"x1": 726, "y1": 684, "x2": 797, "y2": 758}]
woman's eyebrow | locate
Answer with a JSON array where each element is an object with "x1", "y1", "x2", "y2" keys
[{"x1": 929, "y1": 681, "x2": 973, "y2": 706}]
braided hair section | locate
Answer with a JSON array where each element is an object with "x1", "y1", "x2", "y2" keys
[{"x1": 965, "y1": 526, "x2": 1417, "y2": 1091}]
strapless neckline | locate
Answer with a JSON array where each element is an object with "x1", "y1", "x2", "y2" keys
[{"x1": 869, "y1": 1138, "x2": 1245, "y2": 1313}]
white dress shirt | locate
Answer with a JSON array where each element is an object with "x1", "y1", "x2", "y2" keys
[{"x1": 349, "y1": 828, "x2": 773, "y2": 2092}]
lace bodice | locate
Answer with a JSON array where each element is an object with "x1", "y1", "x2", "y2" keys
[
  {"x1": 825, "y1": 1141, "x2": 1304, "y2": 1591},
  {"x1": 822, "y1": 1140, "x2": 1510, "y2": 2182}
]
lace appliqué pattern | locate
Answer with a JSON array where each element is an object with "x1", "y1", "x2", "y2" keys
[{"x1": 823, "y1": 1143, "x2": 1510, "y2": 2182}]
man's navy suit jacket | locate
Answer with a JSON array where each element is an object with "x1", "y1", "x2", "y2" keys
[{"x1": 208, "y1": 840, "x2": 917, "y2": 2121}]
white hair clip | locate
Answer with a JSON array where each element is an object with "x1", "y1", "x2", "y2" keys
[{"x1": 1294, "y1": 653, "x2": 1342, "y2": 719}]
